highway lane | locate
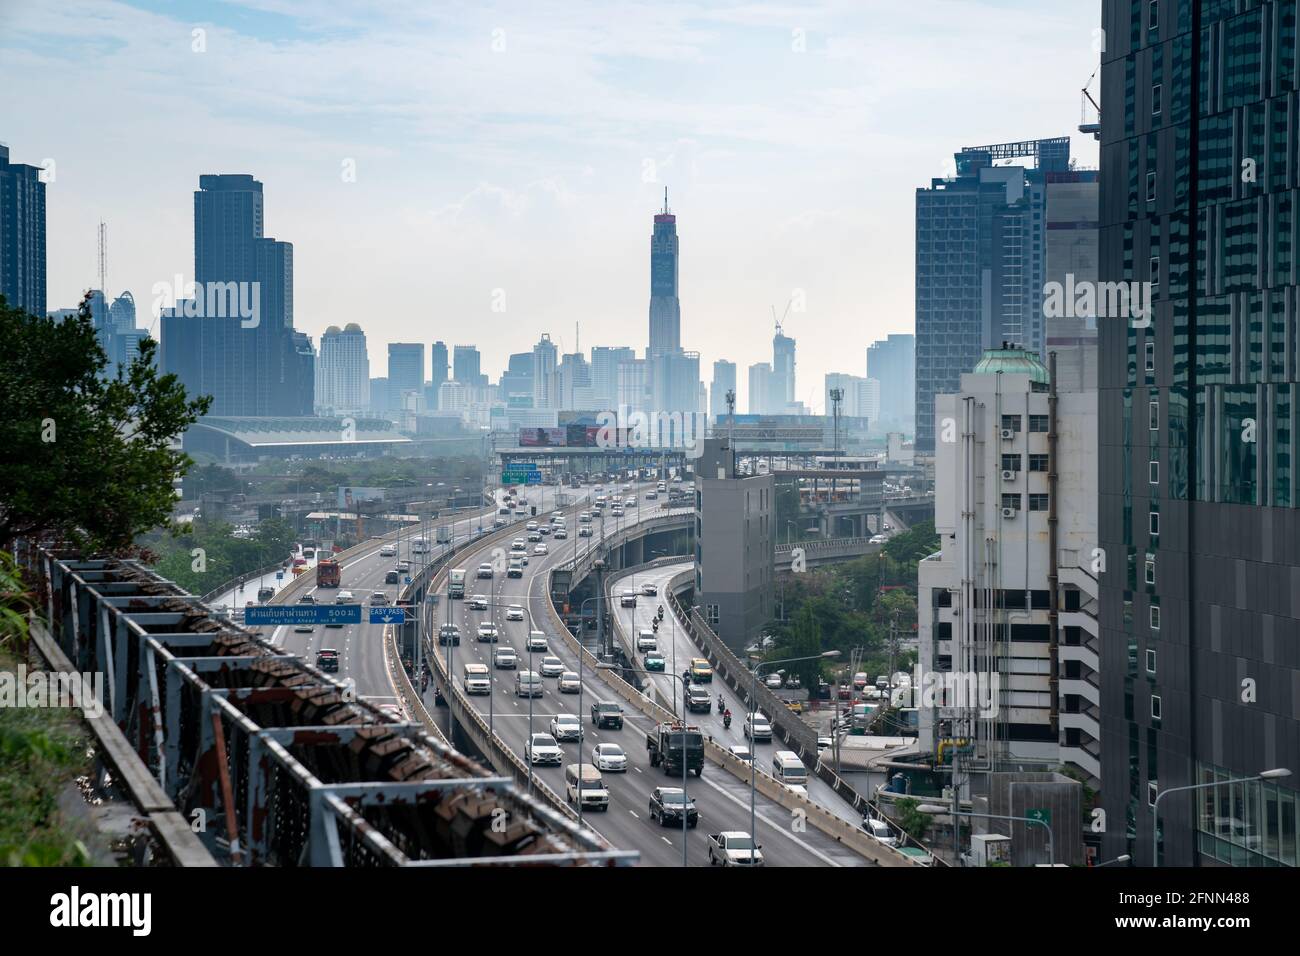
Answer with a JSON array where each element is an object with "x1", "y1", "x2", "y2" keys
[
  {"x1": 613, "y1": 562, "x2": 865, "y2": 828},
  {"x1": 427, "y1": 482, "x2": 868, "y2": 867}
]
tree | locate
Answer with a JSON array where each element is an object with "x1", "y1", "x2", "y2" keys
[{"x1": 0, "y1": 294, "x2": 210, "y2": 553}]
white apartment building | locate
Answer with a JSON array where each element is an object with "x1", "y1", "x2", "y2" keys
[{"x1": 918, "y1": 345, "x2": 1100, "y2": 790}]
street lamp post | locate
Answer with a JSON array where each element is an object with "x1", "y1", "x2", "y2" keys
[
  {"x1": 745, "y1": 651, "x2": 841, "y2": 861},
  {"x1": 1149, "y1": 768, "x2": 1291, "y2": 866},
  {"x1": 917, "y1": 804, "x2": 1055, "y2": 866}
]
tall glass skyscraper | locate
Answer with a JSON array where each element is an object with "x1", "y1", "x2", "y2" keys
[
  {"x1": 648, "y1": 190, "x2": 681, "y2": 360},
  {"x1": 772, "y1": 331, "x2": 796, "y2": 410},
  {"x1": 0, "y1": 144, "x2": 46, "y2": 318},
  {"x1": 1098, "y1": 0, "x2": 1300, "y2": 867}
]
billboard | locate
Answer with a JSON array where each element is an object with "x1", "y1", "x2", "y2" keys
[
  {"x1": 519, "y1": 427, "x2": 567, "y2": 447},
  {"x1": 338, "y1": 486, "x2": 386, "y2": 508}
]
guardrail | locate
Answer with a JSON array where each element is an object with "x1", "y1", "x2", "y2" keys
[
  {"x1": 27, "y1": 547, "x2": 627, "y2": 866},
  {"x1": 199, "y1": 558, "x2": 287, "y2": 604}
]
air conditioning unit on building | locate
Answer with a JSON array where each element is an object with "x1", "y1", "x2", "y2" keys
[
  {"x1": 1001, "y1": 470, "x2": 1017, "y2": 481},
  {"x1": 1000, "y1": 428, "x2": 1015, "y2": 440},
  {"x1": 1001, "y1": 507, "x2": 1018, "y2": 519}
]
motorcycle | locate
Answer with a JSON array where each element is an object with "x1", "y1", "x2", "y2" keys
[
  {"x1": 717, "y1": 694, "x2": 726, "y2": 711},
  {"x1": 723, "y1": 711, "x2": 732, "y2": 729}
]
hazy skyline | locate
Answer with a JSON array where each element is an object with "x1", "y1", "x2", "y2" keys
[{"x1": 1, "y1": 0, "x2": 1100, "y2": 413}]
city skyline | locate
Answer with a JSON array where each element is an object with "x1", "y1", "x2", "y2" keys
[{"x1": 1, "y1": 0, "x2": 1100, "y2": 413}]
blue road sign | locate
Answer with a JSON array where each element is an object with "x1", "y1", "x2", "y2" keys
[
  {"x1": 369, "y1": 607, "x2": 406, "y2": 625},
  {"x1": 245, "y1": 604, "x2": 362, "y2": 626},
  {"x1": 525, "y1": 472, "x2": 542, "y2": 485},
  {"x1": 275, "y1": 571, "x2": 284, "y2": 580}
]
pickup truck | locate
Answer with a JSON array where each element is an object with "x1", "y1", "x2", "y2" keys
[{"x1": 707, "y1": 831, "x2": 764, "y2": 867}]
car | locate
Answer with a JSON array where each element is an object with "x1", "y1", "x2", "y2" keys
[
  {"x1": 744, "y1": 715, "x2": 773, "y2": 742},
  {"x1": 579, "y1": 512, "x2": 592, "y2": 523},
  {"x1": 689, "y1": 658, "x2": 713, "y2": 683},
  {"x1": 592, "y1": 742, "x2": 628, "y2": 772},
  {"x1": 476, "y1": 563, "x2": 494, "y2": 579},
  {"x1": 537, "y1": 525, "x2": 551, "y2": 536},
  {"x1": 590, "y1": 701, "x2": 624, "y2": 729},
  {"x1": 463, "y1": 663, "x2": 491, "y2": 695},
  {"x1": 527, "y1": 531, "x2": 542, "y2": 542},
  {"x1": 645, "y1": 490, "x2": 658, "y2": 500},
  {"x1": 396, "y1": 561, "x2": 410, "y2": 573},
  {"x1": 707, "y1": 831, "x2": 764, "y2": 867},
  {"x1": 640, "y1": 582, "x2": 658, "y2": 596},
  {"x1": 493, "y1": 517, "x2": 508, "y2": 528},
  {"x1": 515, "y1": 670, "x2": 543, "y2": 697},
  {"x1": 648, "y1": 787, "x2": 698, "y2": 828},
  {"x1": 526, "y1": 632, "x2": 548, "y2": 653},
  {"x1": 785, "y1": 700, "x2": 804, "y2": 714},
  {"x1": 817, "y1": 735, "x2": 833, "y2": 751},
  {"x1": 469, "y1": 594, "x2": 489, "y2": 610},
  {"x1": 315, "y1": 648, "x2": 339, "y2": 672},
  {"x1": 512, "y1": 538, "x2": 527, "y2": 550},
  {"x1": 336, "y1": 590, "x2": 354, "y2": 603},
  {"x1": 526, "y1": 521, "x2": 539, "y2": 532},
  {"x1": 837, "y1": 683, "x2": 852, "y2": 700},
  {"x1": 379, "y1": 544, "x2": 397, "y2": 557},
  {"x1": 619, "y1": 590, "x2": 637, "y2": 608},
  {"x1": 369, "y1": 590, "x2": 388, "y2": 605},
  {"x1": 297, "y1": 593, "x2": 315, "y2": 604},
  {"x1": 539, "y1": 655, "x2": 564, "y2": 677},
  {"x1": 384, "y1": 570, "x2": 400, "y2": 584},
  {"x1": 610, "y1": 507, "x2": 624, "y2": 517},
  {"x1": 578, "y1": 526, "x2": 593, "y2": 537},
  {"x1": 685, "y1": 685, "x2": 712, "y2": 712},
  {"x1": 644, "y1": 651, "x2": 666, "y2": 671},
  {"x1": 505, "y1": 604, "x2": 525, "y2": 621},
  {"x1": 550, "y1": 713, "x2": 583, "y2": 741},
  {"x1": 438, "y1": 624, "x2": 461, "y2": 646},
  {"x1": 636, "y1": 630, "x2": 658, "y2": 652},
  {"x1": 477, "y1": 622, "x2": 500, "y2": 642},
  {"x1": 764, "y1": 673, "x2": 784, "y2": 689},
  {"x1": 852, "y1": 671, "x2": 869, "y2": 691},
  {"x1": 533, "y1": 543, "x2": 549, "y2": 556},
  {"x1": 862, "y1": 816, "x2": 898, "y2": 847},
  {"x1": 509, "y1": 548, "x2": 529, "y2": 565},
  {"x1": 493, "y1": 646, "x2": 518, "y2": 669},
  {"x1": 553, "y1": 527, "x2": 568, "y2": 539},
  {"x1": 293, "y1": 620, "x2": 315, "y2": 633},
  {"x1": 525, "y1": 733, "x2": 563, "y2": 765},
  {"x1": 498, "y1": 506, "x2": 511, "y2": 515},
  {"x1": 728, "y1": 745, "x2": 752, "y2": 763},
  {"x1": 558, "y1": 671, "x2": 581, "y2": 693},
  {"x1": 507, "y1": 560, "x2": 524, "y2": 579},
  {"x1": 376, "y1": 703, "x2": 405, "y2": 722}
]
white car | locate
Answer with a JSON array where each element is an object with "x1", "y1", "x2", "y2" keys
[
  {"x1": 293, "y1": 622, "x2": 314, "y2": 634},
  {"x1": 728, "y1": 745, "x2": 753, "y2": 763},
  {"x1": 549, "y1": 713, "x2": 583, "y2": 742},
  {"x1": 505, "y1": 605, "x2": 525, "y2": 621},
  {"x1": 369, "y1": 590, "x2": 388, "y2": 605},
  {"x1": 578, "y1": 526, "x2": 593, "y2": 537},
  {"x1": 558, "y1": 671, "x2": 581, "y2": 693},
  {"x1": 640, "y1": 582, "x2": 658, "y2": 596},
  {"x1": 553, "y1": 528, "x2": 567, "y2": 539},
  {"x1": 636, "y1": 631, "x2": 658, "y2": 652},
  {"x1": 534, "y1": 543, "x2": 548, "y2": 555},
  {"x1": 477, "y1": 622, "x2": 500, "y2": 642},
  {"x1": 336, "y1": 590, "x2": 354, "y2": 603},
  {"x1": 527, "y1": 531, "x2": 542, "y2": 542},
  {"x1": 493, "y1": 646, "x2": 518, "y2": 669},
  {"x1": 512, "y1": 538, "x2": 527, "y2": 550},
  {"x1": 817, "y1": 736, "x2": 833, "y2": 751},
  {"x1": 526, "y1": 632, "x2": 548, "y2": 653},
  {"x1": 592, "y1": 743, "x2": 628, "y2": 773},
  {"x1": 469, "y1": 594, "x2": 489, "y2": 610},
  {"x1": 379, "y1": 544, "x2": 397, "y2": 557},
  {"x1": 539, "y1": 655, "x2": 564, "y2": 677},
  {"x1": 764, "y1": 673, "x2": 783, "y2": 689},
  {"x1": 744, "y1": 716, "x2": 773, "y2": 742},
  {"x1": 526, "y1": 733, "x2": 563, "y2": 766},
  {"x1": 579, "y1": 512, "x2": 592, "y2": 523}
]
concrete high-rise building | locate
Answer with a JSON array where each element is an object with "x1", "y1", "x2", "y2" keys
[
  {"x1": 452, "y1": 344, "x2": 481, "y2": 385},
  {"x1": 1097, "y1": 0, "x2": 1300, "y2": 867},
  {"x1": 161, "y1": 173, "x2": 310, "y2": 416},
  {"x1": 387, "y1": 343, "x2": 424, "y2": 395},
  {"x1": 710, "y1": 360, "x2": 737, "y2": 419},
  {"x1": 914, "y1": 140, "x2": 1066, "y2": 451},
  {"x1": 866, "y1": 333, "x2": 915, "y2": 428},
  {"x1": 0, "y1": 144, "x2": 47, "y2": 318},
  {"x1": 694, "y1": 436, "x2": 774, "y2": 649},
  {"x1": 532, "y1": 334, "x2": 558, "y2": 410},
  {"x1": 824, "y1": 373, "x2": 880, "y2": 423},
  {"x1": 747, "y1": 362, "x2": 773, "y2": 415},
  {"x1": 109, "y1": 291, "x2": 136, "y2": 335},
  {"x1": 591, "y1": 346, "x2": 634, "y2": 412},
  {"x1": 316, "y1": 323, "x2": 370, "y2": 414},
  {"x1": 616, "y1": 358, "x2": 647, "y2": 424},
  {"x1": 648, "y1": 191, "x2": 681, "y2": 360},
  {"x1": 437, "y1": 379, "x2": 469, "y2": 416},
  {"x1": 1044, "y1": 172, "x2": 1100, "y2": 393},
  {"x1": 557, "y1": 352, "x2": 595, "y2": 410},
  {"x1": 430, "y1": 341, "x2": 449, "y2": 392},
  {"x1": 918, "y1": 347, "x2": 1099, "y2": 801},
  {"x1": 772, "y1": 330, "x2": 796, "y2": 408},
  {"x1": 499, "y1": 351, "x2": 535, "y2": 407}
]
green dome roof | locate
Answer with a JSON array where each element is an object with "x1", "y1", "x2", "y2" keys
[{"x1": 972, "y1": 345, "x2": 1048, "y2": 383}]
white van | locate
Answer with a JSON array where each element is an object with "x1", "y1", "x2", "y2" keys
[
  {"x1": 463, "y1": 663, "x2": 491, "y2": 695},
  {"x1": 771, "y1": 750, "x2": 807, "y2": 786},
  {"x1": 515, "y1": 670, "x2": 543, "y2": 698},
  {"x1": 564, "y1": 763, "x2": 609, "y2": 811},
  {"x1": 636, "y1": 630, "x2": 658, "y2": 652}
]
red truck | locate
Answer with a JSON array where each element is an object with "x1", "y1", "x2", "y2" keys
[{"x1": 316, "y1": 559, "x2": 340, "y2": 588}]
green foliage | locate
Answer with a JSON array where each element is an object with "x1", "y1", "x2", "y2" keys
[
  {"x1": 0, "y1": 552, "x2": 33, "y2": 652},
  {"x1": 0, "y1": 294, "x2": 210, "y2": 553},
  {"x1": 143, "y1": 516, "x2": 298, "y2": 594},
  {"x1": 893, "y1": 797, "x2": 933, "y2": 843}
]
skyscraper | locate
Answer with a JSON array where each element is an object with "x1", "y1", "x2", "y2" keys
[
  {"x1": 914, "y1": 140, "x2": 1065, "y2": 450},
  {"x1": 109, "y1": 291, "x2": 136, "y2": 335},
  {"x1": 499, "y1": 351, "x2": 535, "y2": 406},
  {"x1": 591, "y1": 346, "x2": 634, "y2": 411},
  {"x1": 1097, "y1": 0, "x2": 1300, "y2": 867},
  {"x1": 387, "y1": 343, "x2": 424, "y2": 395},
  {"x1": 772, "y1": 329, "x2": 796, "y2": 410},
  {"x1": 430, "y1": 341, "x2": 449, "y2": 392},
  {"x1": 532, "y1": 334, "x2": 558, "y2": 410},
  {"x1": 748, "y1": 363, "x2": 772, "y2": 415},
  {"x1": 0, "y1": 144, "x2": 46, "y2": 318},
  {"x1": 710, "y1": 360, "x2": 737, "y2": 418},
  {"x1": 453, "y1": 344, "x2": 481, "y2": 384},
  {"x1": 648, "y1": 190, "x2": 681, "y2": 360},
  {"x1": 866, "y1": 333, "x2": 915, "y2": 428},
  {"x1": 316, "y1": 323, "x2": 370, "y2": 414}
]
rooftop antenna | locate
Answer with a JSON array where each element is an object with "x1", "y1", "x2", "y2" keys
[
  {"x1": 662, "y1": 187, "x2": 669, "y2": 214},
  {"x1": 725, "y1": 388, "x2": 736, "y2": 472},
  {"x1": 98, "y1": 220, "x2": 107, "y2": 292}
]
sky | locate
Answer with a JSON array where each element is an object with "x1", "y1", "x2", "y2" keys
[{"x1": 1, "y1": 0, "x2": 1101, "y2": 414}]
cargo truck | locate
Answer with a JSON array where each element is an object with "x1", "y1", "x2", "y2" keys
[
  {"x1": 316, "y1": 559, "x2": 340, "y2": 588},
  {"x1": 448, "y1": 568, "x2": 467, "y2": 598},
  {"x1": 646, "y1": 722, "x2": 704, "y2": 777}
]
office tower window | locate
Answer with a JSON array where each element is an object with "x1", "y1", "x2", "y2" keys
[
  {"x1": 1001, "y1": 414, "x2": 1022, "y2": 433},
  {"x1": 1150, "y1": 510, "x2": 1160, "y2": 536},
  {"x1": 1001, "y1": 454, "x2": 1021, "y2": 472},
  {"x1": 1145, "y1": 340, "x2": 1156, "y2": 372},
  {"x1": 1148, "y1": 0, "x2": 1157, "y2": 31},
  {"x1": 1148, "y1": 781, "x2": 1159, "y2": 807},
  {"x1": 1147, "y1": 170, "x2": 1157, "y2": 202},
  {"x1": 1146, "y1": 649, "x2": 1157, "y2": 675},
  {"x1": 1149, "y1": 401, "x2": 1159, "y2": 430},
  {"x1": 1149, "y1": 460, "x2": 1160, "y2": 484},
  {"x1": 1029, "y1": 493, "x2": 1050, "y2": 511},
  {"x1": 706, "y1": 604, "x2": 719, "y2": 627},
  {"x1": 1001, "y1": 493, "x2": 1021, "y2": 511},
  {"x1": 1150, "y1": 605, "x2": 1161, "y2": 630},
  {"x1": 1029, "y1": 453, "x2": 1049, "y2": 472},
  {"x1": 1152, "y1": 83, "x2": 1162, "y2": 115},
  {"x1": 1150, "y1": 254, "x2": 1161, "y2": 287},
  {"x1": 1029, "y1": 414, "x2": 1050, "y2": 432},
  {"x1": 1151, "y1": 695, "x2": 1162, "y2": 720},
  {"x1": 1145, "y1": 555, "x2": 1156, "y2": 585}
]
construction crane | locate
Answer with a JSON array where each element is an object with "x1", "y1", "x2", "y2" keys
[
  {"x1": 1080, "y1": 68, "x2": 1101, "y2": 139},
  {"x1": 772, "y1": 298, "x2": 793, "y2": 336}
]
